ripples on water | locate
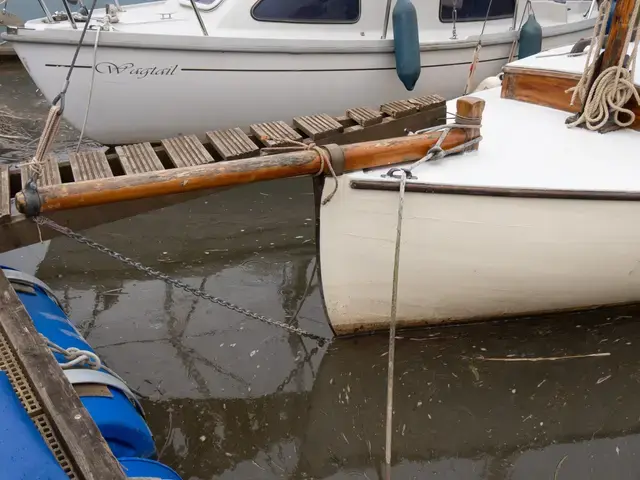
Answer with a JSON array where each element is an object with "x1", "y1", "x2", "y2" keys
[{"x1": 2, "y1": 59, "x2": 640, "y2": 480}]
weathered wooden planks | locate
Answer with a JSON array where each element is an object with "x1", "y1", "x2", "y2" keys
[
  {"x1": 346, "y1": 107, "x2": 384, "y2": 127},
  {"x1": 0, "y1": 270, "x2": 126, "y2": 479},
  {"x1": 162, "y1": 135, "x2": 213, "y2": 168},
  {"x1": 293, "y1": 114, "x2": 344, "y2": 140},
  {"x1": 115, "y1": 142, "x2": 164, "y2": 174},
  {"x1": 380, "y1": 100, "x2": 419, "y2": 118},
  {"x1": 250, "y1": 121, "x2": 303, "y2": 147},
  {"x1": 69, "y1": 151, "x2": 113, "y2": 182},
  {"x1": 20, "y1": 155, "x2": 62, "y2": 187},
  {"x1": 207, "y1": 128, "x2": 259, "y2": 160},
  {"x1": 0, "y1": 165, "x2": 9, "y2": 223}
]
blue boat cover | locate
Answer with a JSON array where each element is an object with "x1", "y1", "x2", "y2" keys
[{"x1": 0, "y1": 372, "x2": 68, "y2": 480}]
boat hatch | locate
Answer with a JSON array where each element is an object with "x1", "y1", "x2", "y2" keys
[{"x1": 178, "y1": 0, "x2": 225, "y2": 12}]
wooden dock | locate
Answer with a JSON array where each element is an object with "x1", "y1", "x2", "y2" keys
[
  {"x1": 0, "y1": 269, "x2": 126, "y2": 479},
  {"x1": 0, "y1": 94, "x2": 446, "y2": 254}
]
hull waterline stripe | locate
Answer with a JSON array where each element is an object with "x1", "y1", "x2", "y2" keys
[{"x1": 44, "y1": 56, "x2": 509, "y2": 73}]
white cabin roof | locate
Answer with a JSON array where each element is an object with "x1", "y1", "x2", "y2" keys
[{"x1": 352, "y1": 44, "x2": 640, "y2": 193}]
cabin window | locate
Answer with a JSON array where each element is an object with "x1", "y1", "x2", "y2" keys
[
  {"x1": 251, "y1": 0, "x2": 360, "y2": 24},
  {"x1": 178, "y1": 0, "x2": 225, "y2": 12},
  {"x1": 439, "y1": 0, "x2": 515, "y2": 22}
]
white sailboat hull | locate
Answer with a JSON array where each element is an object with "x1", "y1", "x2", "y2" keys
[
  {"x1": 11, "y1": 27, "x2": 589, "y2": 145},
  {"x1": 319, "y1": 179, "x2": 640, "y2": 334}
]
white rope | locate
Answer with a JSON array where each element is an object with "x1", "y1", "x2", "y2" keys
[
  {"x1": 567, "y1": 0, "x2": 640, "y2": 130},
  {"x1": 42, "y1": 334, "x2": 129, "y2": 386},
  {"x1": 384, "y1": 167, "x2": 407, "y2": 472},
  {"x1": 76, "y1": 24, "x2": 103, "y2": 152}
]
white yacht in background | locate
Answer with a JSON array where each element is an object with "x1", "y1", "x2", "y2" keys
[{"x1": 3, "y1": 0, "x2": 596, "y2": 145}]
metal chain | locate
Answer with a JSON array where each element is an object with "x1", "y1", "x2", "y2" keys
[{"x1": 34, "y1": 216, "x2": 330, "y2": 344}]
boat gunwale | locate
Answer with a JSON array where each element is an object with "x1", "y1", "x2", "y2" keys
[
  {"x1": 1, "y1": 17, "x2": 595, "y2": 54},
  {"x1": 349, "y1": 178, "x2": 640, "y2": 201}
]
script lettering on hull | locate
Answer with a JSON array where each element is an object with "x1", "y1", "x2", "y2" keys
[{"x1": 94, "y1": 62, "x2": 179, "y2": 79}]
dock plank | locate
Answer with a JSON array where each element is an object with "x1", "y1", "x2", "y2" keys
[
  {"x1": 0, "y1": 165, "x2": 9, "y2": 224},
  {"x1": 408, "y1": 94, "x2": 446, "y2": 111},
  {"x1": 346, "y1": 107, "x2": 384, "y2": 127},
  {"x1": 293, "y1": 114, "x2": 343, "y2": 140},
  {"x1": 20, "y1": 155, "x2": 62, "y2": 187},
  {"x1": 115, "y1": 143, "x2": 164, "y2": 175},
  {"x1": 69, "y1": 151, "x2": 113, "y2": 182},
  {"x1": 207, "y1": 128, "x2": 259, "y2": 160},
  {"x1": 380, "y1": 100, "x2": 419, "y2": 118},
  {"x1": 162, "y1": 135, "x2": 213, "y2": 167},
  {"x1": 0, "y1": 270, "x2": 126, "y2": 479},
  {"x1": 250, "y1": 121, "x2": 302, "y2": 148}
]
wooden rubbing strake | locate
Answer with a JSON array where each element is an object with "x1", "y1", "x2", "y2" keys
[
  {"x1": 380, "y1": 100, "x2": 419, "y2": 118},
  {"x1": 69, "y1": 151, "x2": 113, "y2": 182},
  {"x1": 116, "y1": 142, "x2": 164, "y2": 175},
  {"x1": 293, "y1": 114, "x2": 344, "y2": 140},
  {"x1": 346, "y1": 107, "x2": 384, "y2": 127},
  {"x1": 250, "y1": 121, "x2": 302, "y2": 147},
  {"x1": 20, "y1": 155, "x2": 62, "y2": 187},
  {"x1": 0, "y1": 165, "x2": 9, "y2": 223},
  {"x1": 207, "y1": 128, "x2": 259, "y2": 160},
  {"x1": 162, "y1": 135, "x2": 213, "y2": 168}
]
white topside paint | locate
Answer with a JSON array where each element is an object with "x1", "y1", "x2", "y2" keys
[{"x1": 352, "y1": 44, "x2": 640, "y2": 193}]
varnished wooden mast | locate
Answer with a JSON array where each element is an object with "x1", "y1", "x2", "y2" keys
[
  {"x1": 15, "y1": 97, "x2": 485, "y2": 215},
  {"x1": 600, "y1": 0, "x2": 639, "y2": 74}
]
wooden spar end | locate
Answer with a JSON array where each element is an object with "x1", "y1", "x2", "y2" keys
[{"x1": 0, "y1": 270, "x2": 126, "y2": 479}]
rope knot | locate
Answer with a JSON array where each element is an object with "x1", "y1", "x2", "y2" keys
[{"x1": 260, "y1": 137, "x2": 340, "y2": 204}]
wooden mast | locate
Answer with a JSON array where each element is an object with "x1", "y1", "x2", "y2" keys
[
  {"x1": 15, "y1": 97, "x2": 485, "y2": 215},
  {"x1": 599, "y1": 0, "x2": 639, "y2": 74}
]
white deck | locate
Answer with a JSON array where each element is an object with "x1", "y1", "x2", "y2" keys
[{"x1": 353, "y1": 45, "x2": 640, "y2": 193}]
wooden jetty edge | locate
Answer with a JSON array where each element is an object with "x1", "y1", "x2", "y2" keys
[
  {"x1": 0, "y1": 93, "x2": 460, "y2": 254},
  {"x1": 0, "y1": 269, "x2": 126, "y2": 479}
]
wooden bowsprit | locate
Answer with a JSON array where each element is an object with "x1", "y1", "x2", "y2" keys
[{"x1": 0, "y1": 94, "x2": 488, "y2": 255}]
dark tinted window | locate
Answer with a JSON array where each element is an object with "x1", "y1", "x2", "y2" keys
[
  {"x1": 440, "y1": 0, "x2": 515, "y2": 22},
  {"x1": 251, "y1": 0, "x2": 360, "y2": 23}
]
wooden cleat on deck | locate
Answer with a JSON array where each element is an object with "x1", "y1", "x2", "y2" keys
[
  {"x1": 162, "y1": 135, "x2": 214, "y2": 167},
  {"x1": 207, "y1": 128, "x2": 259, "y2": 160},
  {"x1": 69, "y1": 151, "x2": 113, "y2": 182},
  {"x1": 115, "y1": 143, "x2": 164, "y2": 174},
  {"x1": 346, "y1": 107, "x2": 384, "y2": 127},
  {"x1": 250, "y1": 121, "x2": 303, "y2": 148},
  {"x1": 293, "y1": 114, "x2": 343, "y2": 140}
]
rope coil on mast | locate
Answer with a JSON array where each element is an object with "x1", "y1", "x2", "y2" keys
[{"x1": 566, "y1": 0, "x2": 640, "y2": 130}]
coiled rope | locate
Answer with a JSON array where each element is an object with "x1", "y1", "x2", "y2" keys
[{"x1": 567, "y1": 0, "x2": 640, "y2": 130}]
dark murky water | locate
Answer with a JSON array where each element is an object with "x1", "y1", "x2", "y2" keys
[{"x1": 2, "y1": 59, "x2": 640, "y2": 480}]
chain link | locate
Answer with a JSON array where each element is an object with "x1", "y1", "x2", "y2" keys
[{"x1": 34, "y1": 216, "x2": 330, "y2": 344}]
